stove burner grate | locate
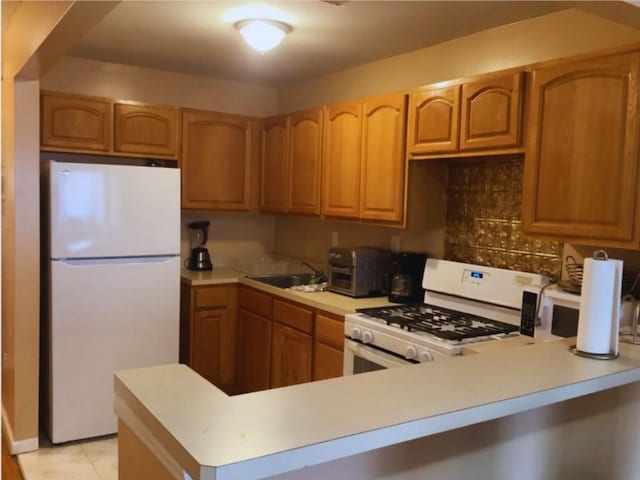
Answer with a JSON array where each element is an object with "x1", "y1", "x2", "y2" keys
[{"x1": 356, "y1": 303, "x2": 518, "y2": 341}]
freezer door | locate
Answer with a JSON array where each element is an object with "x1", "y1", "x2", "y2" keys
[
  {"x1": 48, "y1": 256, "x2": 179, "y2": 443},
  {"x1": 49, "y1": 161, "x2": 180, "y2": 258}
]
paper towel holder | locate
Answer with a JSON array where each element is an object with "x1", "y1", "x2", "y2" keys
[
  {"x1": 569, "y1": 345, "x2": 618, "y2": 360},
  {"x1": 569, "y1": 249, "x2": 621, "y2": 360}
]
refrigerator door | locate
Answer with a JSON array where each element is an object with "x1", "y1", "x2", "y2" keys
[
  {"x1": 48, "y1": 256, "x2": 179, "y2": 443},
  {"x1": 49, "y1": 161, "x2": 180, "y2": 259}
]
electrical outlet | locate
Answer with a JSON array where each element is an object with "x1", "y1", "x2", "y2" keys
[{"x1": 331, "y1": 231, "x2": 339, "y2": 247}]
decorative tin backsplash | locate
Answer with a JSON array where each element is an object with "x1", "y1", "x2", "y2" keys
[{"x1": 444, "y1": 157, "x2": 562, "y2": 280}]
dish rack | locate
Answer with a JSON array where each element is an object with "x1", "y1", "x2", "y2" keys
[{"x1": 564, "y1": 256, "x2": 640, "y2": 298}]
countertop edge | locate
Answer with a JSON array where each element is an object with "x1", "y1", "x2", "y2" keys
[
  {"x1": 181, "y1": 269, "x2": 394, "y2": 317},
  {"x1": 210, "y1": 367, "x2": 640, "y2": 480}
]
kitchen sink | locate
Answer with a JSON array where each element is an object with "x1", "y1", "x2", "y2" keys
[{"x1": 246, "y1": 273, "x2": 314, "y2": 289}]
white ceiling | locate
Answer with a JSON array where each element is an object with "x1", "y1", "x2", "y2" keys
[{"x1": 69, "y1": 1, "x2": 636, "y2": 87}]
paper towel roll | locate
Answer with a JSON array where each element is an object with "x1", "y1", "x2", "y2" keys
[{"x1": 576, "y1": 256, "x2": 623, "y2": 355}]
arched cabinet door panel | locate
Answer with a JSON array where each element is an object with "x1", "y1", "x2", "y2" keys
[
  {"x1": 460, "y1": 72, "x2": 523, "y2": 151},
  {"x1": 360, "y1": 94, "x2": 407, "y2": 222},
  {"x1": 322, "y1": 102, "x2": 362, "y2": 219},
  {"x1": 407, "y1": 86, "x2": 460, "y2": 155},
  {"x1": 41, "y1": 93, "x2": 112, "y2": 152},
  {"x1": 522, "y1": 52, "x2": 640, "y2": 247},
  {"x1": 114, "y1": 103, "x2": 178, "y2": 157}
]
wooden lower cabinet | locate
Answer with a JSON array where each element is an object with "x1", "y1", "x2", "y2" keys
[
  {"x1": 313, "y1": 312, "x2": 345, "y2": 381},
  {"x1": 236, "y1": 287, "x2": 346, "y2": 392},
  {"x1": 237, "y1": 309, "x2": 272, "y2": 392},
  {"x1": 237, "y1": 286, "x2": 273, "y2": 393},
  {"x1": 270, "y1": 322, "x2": 312, "y2": 388},
  {"x1": 180, "y1": 283, "x2": 238, "y2": 393}
]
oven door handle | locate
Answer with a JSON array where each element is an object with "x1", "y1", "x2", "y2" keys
[{"x1": 345, "y1": 339, "x2": 410, "y2": 369}]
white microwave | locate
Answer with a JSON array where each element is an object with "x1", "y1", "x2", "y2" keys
[{"x1": 520, "y1": 285, "x2": 581, "y2": 340}]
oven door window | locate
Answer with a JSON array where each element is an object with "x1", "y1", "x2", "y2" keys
[{"x1": 345, "y1": 339, "x2": 412, "y2": 374}]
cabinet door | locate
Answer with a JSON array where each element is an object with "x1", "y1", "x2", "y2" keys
[
  {"x1": 191, "y1": 307, "x2": 236, "y2": 387},
  {"x1": 181, "y1": 109, "x2": 253, "y2": 210},
  {"x1": 114, "y1": 103, "x2": 178, "y2": 157},
  {"x1": 407, "y1": 85, "x2": 460, "y2": 156},
  {"x1": 41, "y1": 92, "x2": 112, "y2": 152},
  {"x1": 523, "y1": 52, "x2": 640, "y2": 246},
  {"x1": 360, "y1": 94, "x2": 407, "y2": 222},
  {"x1": 237, "y1": 309, "x2": 272, "y2": 393},
  {"x1": 313, "y1": 343, "x2": 343, "y2": 381},
  {"x1": 270, "y1": 322, "x2": 312, "y2": 388},
  {"x1": 322, "y1": 102, "x2": 362, "y2": 218},
  {"x1": 460, "y1": 72, "x2": 523, "y2": 151},
  {"x1": 313, "y1": 313, "x2": 344, "y2": 381},
  {"x1": 288, "y1": 108, "x2": 323, "y2": 216},
  {"x1": 261, "y1": 115, "x2": 289, "y2": 213}
]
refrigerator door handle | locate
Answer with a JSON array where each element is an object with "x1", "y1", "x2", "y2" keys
[{"x1": 52, "y1": 255, "x2": 179, "y2": 265}]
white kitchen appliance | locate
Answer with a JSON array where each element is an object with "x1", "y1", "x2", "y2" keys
[
  {"x1": 45, "y1": 160, "x2": 180, "y2": 443},
  {"x1": 344, "y1": 259, "x2": 548, "y2": 374}
]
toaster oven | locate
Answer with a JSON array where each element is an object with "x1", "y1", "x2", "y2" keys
[{"x1": 327, "y1": 247, "x2": 391, "y2": 298}]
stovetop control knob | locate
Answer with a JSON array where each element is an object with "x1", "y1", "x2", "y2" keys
[
  {"x1": 350, "y1": 327, "x2": 361, "y2": 340},
  {"x1": 420, "y1": 351, "x2": 435, "y2": 362},
  {"x1": 362, "y1": 330, "x2": 373, "y2": 344}
]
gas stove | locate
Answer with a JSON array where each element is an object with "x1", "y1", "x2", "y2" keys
[
  {"x1": 356, "y1": 304, "x2": 520, "y2": 341},
  {"x1": 344, "y1": 260, "x2": 549, "y2": 365}
]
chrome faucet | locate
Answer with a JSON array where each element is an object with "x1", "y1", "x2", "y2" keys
[{"x1": 300, "y1": 260, "x2": 326, "y2": 284}]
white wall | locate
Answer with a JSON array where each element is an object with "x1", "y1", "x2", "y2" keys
[
  {"x1": 277, "y1": 8, "x2": 640, "y2": 112},
  {"x1": 41, "y1": 56, "x2": 279, "y2": 117}
]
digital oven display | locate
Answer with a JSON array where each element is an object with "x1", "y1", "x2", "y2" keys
[{"x1": 471, "y1": 271, "x2": 484, "y2": 279}]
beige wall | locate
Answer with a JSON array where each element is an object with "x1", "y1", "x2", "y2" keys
[
  {"x1": 273, "y1": 8, "x2": 640, "y2": 267},
  {"x1": 41, "y1": 56, "x2": 279, "y2": 117},
  {"x1": 277, "y1": 8, "x2": 640, "y2": 112},
  {"x1": 1, "y1": 0, "x2": 76, "y2": 450}
]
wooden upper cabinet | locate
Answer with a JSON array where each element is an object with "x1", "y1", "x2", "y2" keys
[
  {"x1": 181, "y1": 109, "x2": 254, "y2": 211},
  {"x1": 522, "y1": 52, "x2": 640, "y2": 247},
  {"x1": 114, "y1": 102, "x2": 178, "y2": 157},
  {"x1": 322, "y1": 102, "x2": 363, "y2": 219},
  {"x1": 460, "y1": 72, "x2": 523, "y2": 151},
  {"x1": 288, "y1": 108, "x2": 323, "y2": 216},
  {"x1": 41, "y1": 92, "x2": 112, "y2": 152},
  {"x1": 261, "y1": 115, "x2": 289, "y2": 213},
  {"x1": 407, "y1": 85, "x2": 460, "y2": 155},
  {"x1": 360, "y1": 94, "x2": 407, "y2": 222}
]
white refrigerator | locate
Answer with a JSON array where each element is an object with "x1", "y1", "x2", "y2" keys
[{"x1": 46, "y1": 160, "x2": 180, "y2": 443}]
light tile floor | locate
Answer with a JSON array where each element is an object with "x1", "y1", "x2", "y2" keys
[{"x1": 18, "y1": 436, "x2": 117, "y2": 480}]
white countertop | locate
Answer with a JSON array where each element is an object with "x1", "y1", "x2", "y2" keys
[
  {"x1": 115, "y1": 339, "x2": 640, "y2": 480},
  {"x1": 180, "y1": 268, "x2": 394, "y2": 316}
]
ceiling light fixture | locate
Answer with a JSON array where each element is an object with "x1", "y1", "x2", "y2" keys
[{"x1": 234, "y1": 19, "x2": 292, "y2": 53}]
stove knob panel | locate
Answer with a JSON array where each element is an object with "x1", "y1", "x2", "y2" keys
[
  {"x1": 362, "y1": 330, "x2": 374, "y2": 344},
  {"x1": 405, "y1": 346, "x2": 418, "y2": 360},
  {"x1": 350, "y1": 327, "x2": 362, "y2": 340},
  {"x1": 420, "y1": 351, "x2": 435, "y2": 362}
]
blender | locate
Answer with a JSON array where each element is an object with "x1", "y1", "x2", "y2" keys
[{"x1": 186, "y1": 221, "x2": 213, "y2": 271}]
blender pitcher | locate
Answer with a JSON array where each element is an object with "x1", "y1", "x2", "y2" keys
[{"x1": 186, "y1": 221, "x2": 213, "y2": 271}]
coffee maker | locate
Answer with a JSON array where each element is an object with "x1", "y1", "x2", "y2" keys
[
  {"x1": 388, "y1": 252, "x2": 427, "y2": 303},
  {"x1": 186, "y1": 221, "x2": 213, "y2": 271}
]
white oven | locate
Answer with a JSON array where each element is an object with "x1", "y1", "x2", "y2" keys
[
  {"x1": 343, "y1": 339, "x2": 415, "y2": 375},
  {"x1": 342, "y1": 259, "x2": 550, "y2": 376}
]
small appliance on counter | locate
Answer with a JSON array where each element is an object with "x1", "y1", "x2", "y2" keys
[
  {"x1": 186, "y1": 220, "x2": 213, "y2": 271},
  {"x1": 327, "y1": 246, "x2": 391, "y2": 297},
  {"x1": 388, "y1": 251, "x2": 428, "y2": 303}
]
